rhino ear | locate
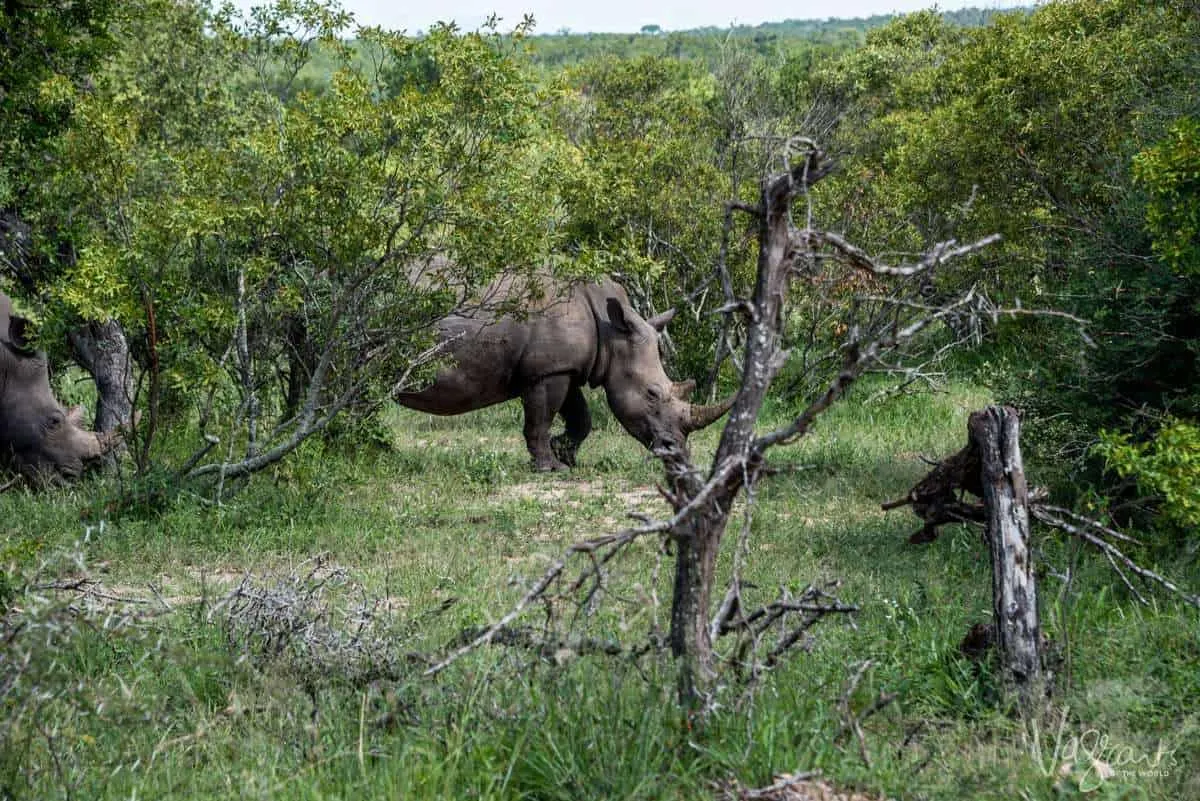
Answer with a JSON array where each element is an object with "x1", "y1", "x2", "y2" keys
[
  {"x1": 605, "y1": 298, "x2": 634, "y2": 334},
  {"x1": 645, "y1": 308, "x2": 676, "y2": 332}
]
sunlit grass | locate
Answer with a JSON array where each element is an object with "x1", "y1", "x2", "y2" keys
[{"x1": 2, "y1": 378, "x2": 1196, "y2": 800}]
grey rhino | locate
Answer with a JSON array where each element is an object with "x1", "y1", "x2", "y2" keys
[
  {"x1": 1, "y1": 290, "x2": 120, "y2": 484},
  {"x1": 395, "y1": 275, "x2": 732, "y2": 470}
]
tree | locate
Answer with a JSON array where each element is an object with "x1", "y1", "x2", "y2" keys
[
  {"x1": 0, "y1": 0, "x2": 117, "y2": 210},
  {"x1": 801, "y1": 0, "x2": 1199, "y2": 484},
  {"x1": 1135, "y1": 117, "x2": 1200, "y2": 281},
  {"x1": 38, "y1": 0, "x2": 564, "y2": 488}
]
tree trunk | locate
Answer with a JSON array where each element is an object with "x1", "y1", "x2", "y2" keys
[
  {"x1": 668, "y1": 505, "x2": 729, "y2": 709},
  {"x1": 969, "y1": 405, "x2": 1043, "y2": 711},
  {"x1": 69, "y1": 319, "x2": 134, "y2": 433},
  {"x1": 284, "y1": 314, "x2": 313, "y2": 423}
]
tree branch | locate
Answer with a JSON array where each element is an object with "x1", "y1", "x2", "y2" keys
[{"x1": 1030, "y1": 505, "x2": 1200, "y2": 608}]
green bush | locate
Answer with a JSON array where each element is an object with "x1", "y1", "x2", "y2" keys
[{"x1": 1095, "y1": 417, "x2": 1200, "y2": 533}]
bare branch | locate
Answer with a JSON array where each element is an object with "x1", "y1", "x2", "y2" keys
[
  {"x1": 727, "y1": 200, "x2": 761, "y2": 217},
  {"x1": 1104, "y1": 550, "x2": 1149, "y2": 606},
  {"x1": 799, "y1": 232, "x2": 1002, "y2": 277},
  {"x1": 1030, "y1": 505, "x2": 1200, "y2": 608},
  {"x1": 1035, "y1": 504, "x2": 1142, "y2": 545},
  {"x1": 423, "y1": 522, "x2": 669, "y2": 677},
  {"x1": 755, "y1": 292, "x2": 980, "y2": 452},
  {"x1": 712, "y1": 300, "x2": 760, "y2": 322}
]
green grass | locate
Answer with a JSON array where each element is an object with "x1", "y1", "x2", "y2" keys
[{"x1": 2, "y1": 379, "x2": 1197, "y2": 800}]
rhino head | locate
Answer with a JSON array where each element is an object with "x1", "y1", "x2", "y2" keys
[
  {"x1": 600, "y1": 299, "x2": 733, "y2": 455},
  {"x1": 1, "y1": 291, "x2": 118, "y2": 484}
]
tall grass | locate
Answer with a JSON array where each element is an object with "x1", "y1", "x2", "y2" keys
[{"x1": 2, "y1": 379, "x2": 1196, "y2": 799}]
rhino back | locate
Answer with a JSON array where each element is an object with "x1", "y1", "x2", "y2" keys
[
  {"x1": 397, "y1": 277, "x2": 605, "y2": 414},
  {"x1": 445, "y1": 281, "x2": 599, "y2": 387},
  {"x1": 513, "y1": 281, "x2": 601, "y2": 384}
]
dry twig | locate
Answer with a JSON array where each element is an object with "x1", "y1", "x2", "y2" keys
[{"x1": 1031, "y1": 505, "x2": 1200, "y2": 608}]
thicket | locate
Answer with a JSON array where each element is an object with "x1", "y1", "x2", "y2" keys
[
  {"x1": 2, "y1": 0, "x2": 1197, "y2": 523},
  {"x1": 797, "y1": 0, "x2": 1200, "y2": 535}
]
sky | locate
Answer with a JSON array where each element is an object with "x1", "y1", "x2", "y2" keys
[{"x1": 230, "y1": 0, "x2": 1029, "y2": 35}]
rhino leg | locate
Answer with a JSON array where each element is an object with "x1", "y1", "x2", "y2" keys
[
  {"x1": 522, "y1": 376, "x2": 571, "y2": 471},
  {"x1": 550, "y1": 384, "x2": 590, "y2": 468}
]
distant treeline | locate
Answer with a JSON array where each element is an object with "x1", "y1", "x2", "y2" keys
[{"x1": 521, "y1": 6, "x2": 1030, "y2": 67}]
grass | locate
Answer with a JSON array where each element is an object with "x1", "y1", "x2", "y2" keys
[{"x1": 2, "y1": 378, "x2": 1197, "y2": 800}]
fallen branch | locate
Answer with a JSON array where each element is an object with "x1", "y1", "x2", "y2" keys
[{"x1": 447, "y1": 624, "x2": 663, "y2": 661}]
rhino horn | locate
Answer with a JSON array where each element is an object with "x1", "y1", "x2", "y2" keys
[
  {"x1": 672, "y1": 379, "x2": 696, "y2": 400},
  {"x1": 684, "y1": 394, "x2": 735, "y2": 433},
  {"x1": 646, "y1": 308, "x2": 677, "y2": 332}
]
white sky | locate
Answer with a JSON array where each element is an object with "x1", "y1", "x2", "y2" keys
[{"x1": 230, "y1": 0, "x2": 1028, "y2": 35}]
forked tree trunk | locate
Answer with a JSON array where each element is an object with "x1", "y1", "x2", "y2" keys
[
  {"x1": 666, "y1": 152, "x2": 828, "y2": 709},
  {"x1": 969, "y1": 405, "x2": 1043, "y2": 711},
  {"x1": 69, "y1": 319, "x2": 133, "y2": 433}
]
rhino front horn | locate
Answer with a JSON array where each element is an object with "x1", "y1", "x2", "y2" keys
[{"x1": 684, "y1": 394, "x2": 736, "y2": 433}]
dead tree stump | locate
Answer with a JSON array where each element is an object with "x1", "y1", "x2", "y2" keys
[
  {"x1": 969, "y1": 405, "x2": 1043, "y2": 710},
  {"x1": 885, "y1": 405, "x2": 1044, "y2": 711}
]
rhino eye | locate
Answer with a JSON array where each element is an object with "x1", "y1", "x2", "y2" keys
[{"x1": 646, "y1": 386, "x2": 663, "y2": 403}]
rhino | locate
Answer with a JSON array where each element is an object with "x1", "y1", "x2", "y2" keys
[
  {"x1": 395, "y1": 275, "x2": 733, "y2": 470},
  {"x1": 1, "y1": 290, "x2": 120, "y2": 484}
]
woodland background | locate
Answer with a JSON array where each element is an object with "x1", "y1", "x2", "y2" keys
[{"x1": 1, "y1": 1, "x2": 1197, "y2": 798}]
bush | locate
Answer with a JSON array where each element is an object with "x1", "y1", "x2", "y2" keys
[{"x1": 1094, "y1": 417, "x2": 1200, "y2": 535}]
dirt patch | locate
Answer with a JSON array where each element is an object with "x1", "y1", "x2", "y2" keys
[
  {"x1": 42, "y1": 564, "x2": 304, "y2": 614},
  {"x1": 507, "y1": 478, "x2": 661, "y2": 509},
  {"x1": 505, "y1": 478, "x2": 666, "y2": 532},
  {"x1": 718, "y1": 774, "x2": 891, "y2": 801}
]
